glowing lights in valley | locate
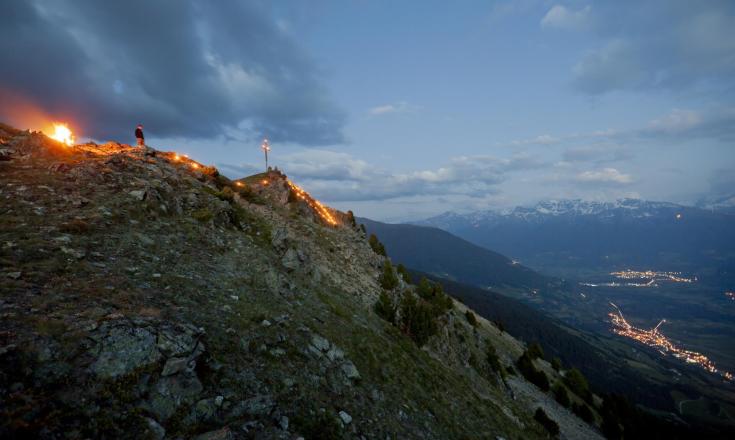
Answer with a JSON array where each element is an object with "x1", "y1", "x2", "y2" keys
[
  {"x1": 608, "y1": 302, "x2": 732, "y2": 381},
  {"x1": 48, "y1": 123, "x2": 74, "y2": 146},
  {"x1": 726, "y1": 292, "x2": 735, "y2": 301},
  {"x1": 286, "y1": 180, "x2": 338, "y2": 225},
  {"x1": 581, "y1": 269, "x2": 694, "y2": 288}
]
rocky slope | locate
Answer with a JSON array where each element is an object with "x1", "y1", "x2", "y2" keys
[{"x1": 0, "y1": 123, "x2": 602, "y2": 439}]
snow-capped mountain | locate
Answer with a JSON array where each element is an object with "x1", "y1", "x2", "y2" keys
[
  {"x1": 696, "y1": 194, "x2": 735, "y2": 214},
  {"x1": 421, "y1": 199, "x2": 686, "y2": 230},
  {"x1": 416, "y1": 198, "x2": 735, "y2": 280}
]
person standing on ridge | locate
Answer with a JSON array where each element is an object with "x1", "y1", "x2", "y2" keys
[{"x1": 135, "y1": 124, "x2": 145, "y2": 147}]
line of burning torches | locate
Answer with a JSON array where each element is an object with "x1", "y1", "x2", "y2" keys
[
  {"x1": 43, "y1": 124, "x2": 339, "y2": 226},
  {"x1": 608, "y1": 302, "x2": 733, "y2": 381},
  {"x1": 170, "y1": 155, "x2": 338, "y2": 226},
  {"x1": 286, "y1": 180, "x2": 338, "y2": 225}
]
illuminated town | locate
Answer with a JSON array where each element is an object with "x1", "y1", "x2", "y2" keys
[
  {"x1": 581, "y1": 269, "x2": 694, "y2": 288},
  {"x1": 726, "y1": 292, "x2": 735, "y2": 301},
  {"x1": 608, "y1": 303, "x2": 732, "y2": 381}
]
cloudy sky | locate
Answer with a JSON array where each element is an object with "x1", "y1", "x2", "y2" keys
[{"x1": 2, "y1": 0, "x2": 734, "y2": 221}]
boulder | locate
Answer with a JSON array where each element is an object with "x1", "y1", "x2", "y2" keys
[
  {"x1": 339, "y1": 410, "x2": 352, "y2": 425},
  {"x1": 147, "y1": 371, "x2": 204, "y2": 421},
  {"x1": 91, "y1": 326, "x2": 161, "y2": 378},
  {"x1": 161, "y1": 356, "x2": 191, "y2": 376},
  {"x1": 341, "y1": 361, "x2": 361, "y2": 380}
]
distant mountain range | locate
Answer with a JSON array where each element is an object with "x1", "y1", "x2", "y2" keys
[{"x1": 416, "y1": 198, "x2": 735, "y2": 281}]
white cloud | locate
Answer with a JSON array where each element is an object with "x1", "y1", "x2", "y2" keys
[
  {"x1": 541, "y1": 5, "x2": 591, "y2": 31},
  {"x1": 646, "y1": 109, "x2": 702, "y2": 134},
  {"x1": 221, "y1": 150, "x2": 544, "y2": 203},
  {"x1": 509, "y1": 134, "x2": 560, "y2": 146},
  {"x1": 368, "y1": 101, "x2": 419, "y2": 116},
  {"x1": 576, "y1": 167, "x2": 633, "y2": 184}
]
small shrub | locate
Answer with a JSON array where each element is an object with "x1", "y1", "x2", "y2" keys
[
  {"x1": 374, "y1": 291, "x2": 396, "y2": 324},
  {"x1": 527, "y1": 342, "x2": 545, "y2": 360},
  {"x1": 517, "y1": 352, "x2": 550, "y2": 391},
  {"x1": 379, "y1": 260, "x2": 399, "y2": 290},
  {"x1": 551, "y1": 357, "x2": 562, "y2": 371},
  {"x1": 572, "y1": 402, "x2": 595, "y2": 424},
  {"x1": 486, "y1": 344, "x2": 504, "y2": 375},
  {"x1": 359, "y1": 224, "x2": 366, "y2": 233},
  {"x1": 534, "y1": 408, "x2": 560, "y2": 437},
  {"x1": 202, "y1": 185, "x2": 233, "y2": 202},
  {"x1": 368, "y1": 233, "x2": 386, "y2": 256},
  {"x1": 293, "y1": 410, "x2": 342, "y2": 440},
  {"x1": 563, "y1": 368, "x2": 591, "y2": 402},
  {"x1": 59, "y1": 218, "x2": 90, "y2": 234},
  {"x1": 399, "y1": 291, "x2": 438, "y2": 347},
  {"x1": 468, "y1": 352, "x2": 480, "y2": 370},
  {"x1": 219, "y1": 186, "x2": 234, "y2": 202},
  {"x1": 494, "y1": 320, "x2": 505, "y2": 333},
  {"x1": 191, "y1": 208, "x2": 213, "y2": 222},
  {"x1": 465, "y1": 310, "x2": 478, "y2": 327},
  {"x1": 552, "y1": 382, "x2": 570, "y2": 408},
  {"x1": 396, "y1": 263, "x2": 411, "y2": 283},
  {"x1": 415, "y1": 277, "x2": 453, "y2": 314}
]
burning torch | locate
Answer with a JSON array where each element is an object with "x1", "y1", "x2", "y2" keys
[{"x1": 261, "y1": 138, "x2": 271, "y2": 171}]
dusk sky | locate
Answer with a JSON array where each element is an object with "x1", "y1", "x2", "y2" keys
[{"x1": 2, "y1": 0, "x2": 734, "y2": 221}]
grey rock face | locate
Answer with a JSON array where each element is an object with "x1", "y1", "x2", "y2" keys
[
  {"x1": 91, "y1": 326, "x2": 161, "y2": 378},
  {"x1": 281, "y1": 247, "x2": 300, "y2": 271},
  {"x1": 341, "y1": 361, "x2": 361, "y2": 380},
  {"x1": 227, "y1": 394, "x2": 275, "y2": 420},
  {"x1": 161, "y1": 356, "x2": 191, "y2": 376},
  {"x1": 147, "y1": 371, "x2": 204, "y2": 420}
]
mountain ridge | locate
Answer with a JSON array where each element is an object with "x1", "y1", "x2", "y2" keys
[{"x1": 0, "y1": 122, "x2": 607, "y2": 439}]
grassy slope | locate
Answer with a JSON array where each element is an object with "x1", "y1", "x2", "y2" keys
[{"x1": 0, "y1": 128, "x2": 554, "y2": 439}]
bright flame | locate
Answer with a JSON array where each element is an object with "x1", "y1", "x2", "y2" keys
[
  {"x1": 49, "y1": 123, "x2": 74, "y2": 146},
  {"x1": 173, "y1": 154, "x2": 180, "y2": 161},
  {"x1": 191, "y1": 163, "x2": 199, "y2": 169},
  {"x1": 235, "y1": 182, "x2": 243, "y2": 187}
]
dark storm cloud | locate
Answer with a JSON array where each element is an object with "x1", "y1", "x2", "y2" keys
[{"x1": 0, "y1": 0, "x2": 345, "y2": 145}]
